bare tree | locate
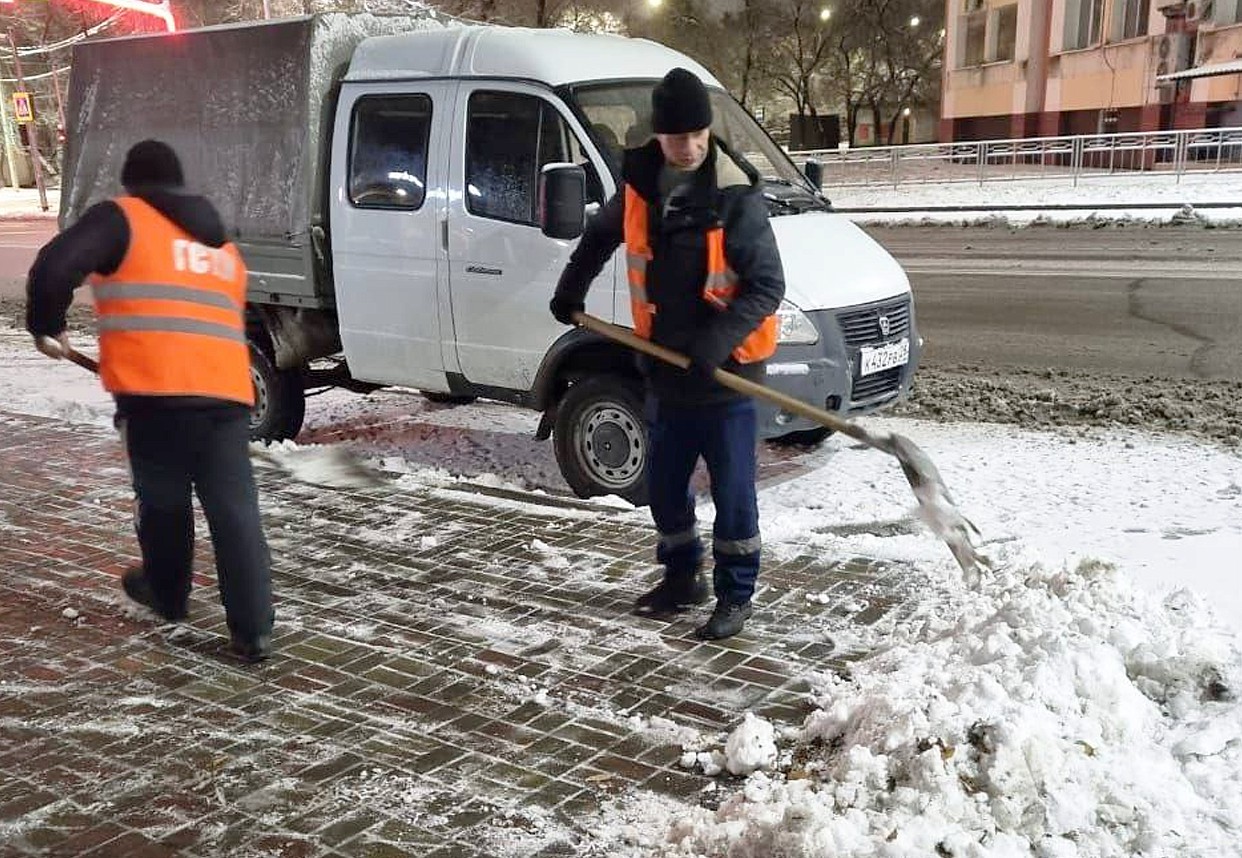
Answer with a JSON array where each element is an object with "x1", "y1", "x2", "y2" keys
[
  {"x1": 718, "y1": 0, "x2": 776, "y2": 109},
  {"x1": 829, "y1": 0, "x2": 942, "y2": 145},
  {"x1": 759, "y1": 0, "x2": 838, "y2": 121}
]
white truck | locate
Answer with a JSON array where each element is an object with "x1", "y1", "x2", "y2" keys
[{"x1": 62, "y1": 13, "x2": 920, "y2": 504}]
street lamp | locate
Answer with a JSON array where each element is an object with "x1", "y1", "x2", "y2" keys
[
  {"x1": 647, "y1": 0, "x2": 663, "y2": 8},
  {"x1": 909, "y1": 15, "x2": 921, "y2": 27},
  {"x1": 820, "y1": 7, "x2": 832, "y2": 20},
  {"x1": 902, "y1": 107, "x2": 912, "y2": 117}
]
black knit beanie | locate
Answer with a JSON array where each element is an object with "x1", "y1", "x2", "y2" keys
[
  {"x1": 121, "y1": 139, "x2": 184, "y2": 189},
  {"x1": 651, "y1": 68, "x2": 713, "y2": 135}
]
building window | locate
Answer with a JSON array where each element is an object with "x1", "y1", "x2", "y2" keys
[
  {"x1": 1065, "y1": 0, "x2": 1104, "y2": 50},
  {"x1": 991, "y1": 5, "x2": 1018, "y2": 61},
  {"x1": 1114, "y1": 0, "x2": 1151, "y2": 40},
  {"x1": 958, "y1": 3, "x2": 1018, "y2": 67},
  {"x1": 962, "y1": 10, "x2": 987, "y2": 66},
  {"x1": 349, "y1": 95, "x2": 432, "y2": 210}
]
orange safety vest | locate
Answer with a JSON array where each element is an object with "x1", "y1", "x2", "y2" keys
[
  {"x1": 90, "y1": 197, "x2": 253, "y2": 405},
  {"x1": 623, "y1": 185, "x2": 778, "y2": 364}
]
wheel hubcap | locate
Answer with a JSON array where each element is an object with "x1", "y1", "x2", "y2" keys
[
  {"x1": 249, "y1": 367, "x2": 268, "y2": 431},
  {"x1": 579, "y1": 403, "x2": 645, "y2": 490}
]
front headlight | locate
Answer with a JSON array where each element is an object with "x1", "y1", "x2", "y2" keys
[{"x1": 777, "y1": 300, "x2": 819, "y2": 345}]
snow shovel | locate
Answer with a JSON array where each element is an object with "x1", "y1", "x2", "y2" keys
[
  {"x1": 42, "y1": 336, "x2": 385, "y2": 491},
  {"x1": 571, "y1": 313, "x2": 986, "y2": 581}
]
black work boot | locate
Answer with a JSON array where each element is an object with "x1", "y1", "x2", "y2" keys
[
  {"x1": 695, "y1": 599, "x2": 753, "y2": 640},
  {"x1": 121, "y1": 567, "x2": 188, "y2": 622},
  {"x1": 229, "y1": 634, "x2": 272, "y2": 664},
  {"x1": 633, "y1": 568, "x2": 710, "y2": 616}
]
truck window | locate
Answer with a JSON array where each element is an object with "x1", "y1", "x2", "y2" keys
[
  {"x1": 349, "y1": 95, "x2": 432, "y2": 210},
  {"x1": 465, "y1": 91, "x2": 602, "y2": 226}
]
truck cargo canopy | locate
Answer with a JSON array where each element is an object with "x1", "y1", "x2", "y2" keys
[{"x1": 62, "y1": 13, "x2": 448, "y2": 242}]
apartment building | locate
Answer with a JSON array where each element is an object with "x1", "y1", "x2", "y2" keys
[{"x1": 941, "y1": 0, "x2": 1242, "y2": 139}]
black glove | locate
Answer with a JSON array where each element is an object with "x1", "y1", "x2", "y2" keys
[
  {"x1": 683, "y1": 337, "x2": 729, "y2": 382},
  {"x1": 550, "y1": 294, "x2": 585, "y2": 326}
]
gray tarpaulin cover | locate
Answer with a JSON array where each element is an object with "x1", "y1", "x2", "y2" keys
[{"x1": 61, "y1": 13, "x2": 444, "y2": 241}]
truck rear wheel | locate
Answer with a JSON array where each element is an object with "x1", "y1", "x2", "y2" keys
[
  {"x1": 249, "y1": 342, "x2": 306, "y2": 442},
  {"x1": 553, "y1": 374, "x2": 649, "y2": 506}
]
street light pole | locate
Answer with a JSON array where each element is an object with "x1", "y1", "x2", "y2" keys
[
  {"x1": 6, "y1": 28, "x2": 48, "y2": 212},
  {"x1": 262, "y1": 0, "x2": 271, "y2": 19}
]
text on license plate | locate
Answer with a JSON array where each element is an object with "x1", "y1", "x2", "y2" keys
[{"x1": 859, "y1": 338, "x2": 910, "y2": 376}]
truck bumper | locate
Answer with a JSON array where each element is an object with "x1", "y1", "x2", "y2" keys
[{"x1": 756, "y1": 294, "x2": 921, "y2": 440}]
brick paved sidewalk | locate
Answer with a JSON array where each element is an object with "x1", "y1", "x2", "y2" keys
[{"x1": 0, "y1": 410, "x2": 918, "y2": 858}]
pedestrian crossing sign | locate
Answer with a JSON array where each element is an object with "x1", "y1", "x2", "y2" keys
[{"x1": 12, "y1": 92, "x2": 33, "y2": 124}]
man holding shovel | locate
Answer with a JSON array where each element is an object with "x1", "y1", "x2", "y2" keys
[
  {"x1": 550, "y1": 69, "x2": 785, "y2": 639},
  {"x1": 25, "y1": 140, "x2": 274, "y2": 662}
]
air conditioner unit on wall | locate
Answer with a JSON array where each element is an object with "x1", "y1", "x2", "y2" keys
[
  {"x1": 1151, "y1": 33, "x2": 1193, "y2": 102},
  {"x1": 1186, "y1": 0, "x2": 1216, "y2": 22},
  {"x1": 1151, "y1": 32, "x2": 1193, "y2": 76}
]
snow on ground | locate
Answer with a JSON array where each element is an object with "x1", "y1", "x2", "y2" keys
[
  {"x1": 0, "y1": 325, "x2": 113, "y2": 427},
  {"x1": 592, "y1": 549, "x2": 1242, "y2": 857},
  {"x1": 2, "y1": 321, "x2": 1239, "y2": 632},
  {"x1": 738, "y1": 419, "x2": 1242, "y2": 636},
  {"x1": 828, "y1": 172, "x2": 1242, "y2": 225},
  {"x1": 4, "y1": 320, "x2": 1242, "y2": 856}
]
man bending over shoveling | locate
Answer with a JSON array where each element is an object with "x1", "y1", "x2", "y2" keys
[{"x1": 25, "y1": 141, "x2": 274, "y2": 662}]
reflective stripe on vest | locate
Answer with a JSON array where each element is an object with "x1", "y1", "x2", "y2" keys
[
  {"x1": 622, "y1": 186, "x2": 778, "y2": 364},
  {"x1": 91, "y1": 197, "x2": 253, "y2": 405},
  {"x1": 623, "y1": 187, "x2": 656, "y2": 339}
]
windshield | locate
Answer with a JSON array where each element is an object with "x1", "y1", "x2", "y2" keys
[{"x1": 568, "y1": 81, "x2": 814, "y2": 192}]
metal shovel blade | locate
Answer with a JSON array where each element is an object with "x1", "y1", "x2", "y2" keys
[
  {"x1": 875, "y1": 430, "x2": 986, "y2": 583},
  {"x1": 250, "y1": 445, "x2": 385, "y2": 491}
]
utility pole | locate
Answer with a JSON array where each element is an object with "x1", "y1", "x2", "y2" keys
[
  {"x1": 262, "y1": 0, "x2": 272, "y2": 19},
  {"x1": 6, "y1": 29, "x2": 48, "y2": 211}
]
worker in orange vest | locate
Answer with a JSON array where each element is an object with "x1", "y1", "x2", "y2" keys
[
  {"x1": 26, "y1": 140, "x2": 274, "y2": 662},
  {"x1": 551, "y1": 69, "x2": 786, "y2": 639}
]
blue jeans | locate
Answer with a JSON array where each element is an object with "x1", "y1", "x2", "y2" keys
[{"x1": 647, "y1": 397, "x2": 761, "y2": 604}]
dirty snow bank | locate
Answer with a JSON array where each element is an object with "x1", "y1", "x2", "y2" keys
[
  {"x1": 597, "y1": 551, "x2": 1242, "y2": 857},
  {"x1": 830, "y1": 173, "x2": 1242, "y2": 225}
]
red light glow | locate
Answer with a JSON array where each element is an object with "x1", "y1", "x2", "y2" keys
[{"x1": 80, "y1": 0, "x2": 177, "y2": 32}]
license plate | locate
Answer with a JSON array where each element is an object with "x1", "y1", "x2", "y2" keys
[{"x1": 859, "y1": 338, "x2": 909, "y2": 376}]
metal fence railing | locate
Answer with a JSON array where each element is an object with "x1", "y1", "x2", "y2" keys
[{"x1": 788, "y1": 127, "x2": 1242, "y2": 188}]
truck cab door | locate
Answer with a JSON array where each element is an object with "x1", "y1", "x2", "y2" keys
[
  {"x1": 329, "y1": 81, "x2": 454, "y2": 389},
  {"x1": 445, "y1": 83, "x2": 615, "y2": 392}
]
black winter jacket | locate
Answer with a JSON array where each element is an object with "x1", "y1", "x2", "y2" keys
[
  {"x1": 25, "y1": 188, "x2": 243, "y2": 416},
  {"x1": 554, "y1": 138, "x2": 786, "y2": 405}
]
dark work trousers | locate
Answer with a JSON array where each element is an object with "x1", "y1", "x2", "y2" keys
[
  {"x1": 122, "y1": 406, "x2": 274, "y2": 643},
  {"x1": 647, "y1": 397, "x2": 761, "y2": 605}
]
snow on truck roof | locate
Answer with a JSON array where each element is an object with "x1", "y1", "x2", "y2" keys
[{"x1": 344, "y1": 25, "x2": 723, "y2": 89}]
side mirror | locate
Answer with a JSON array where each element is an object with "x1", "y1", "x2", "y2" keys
[
  {"x1": 539, "y1": 162, "x2": 586, "y2": 240},
  {"x1": 803, "y1": 159, "x2": 824, "y2": 191}
]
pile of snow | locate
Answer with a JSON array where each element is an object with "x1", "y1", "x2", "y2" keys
[
  {"x1": 723, "y1": 713, "x2": 779, "y2": 777},
  {"x1": 605, "y1": 551, "x2": 1241, "y2": 857}
]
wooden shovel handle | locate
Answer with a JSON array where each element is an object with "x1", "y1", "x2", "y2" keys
[
  {"x1": 65, "y1": 347, "x2": 99, "y2": 374},
  {"x1": 572, "y1": 311, "x2": 857, "y2": 440}
]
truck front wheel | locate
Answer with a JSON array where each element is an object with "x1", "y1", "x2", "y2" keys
[
  {"x1": 553, "y1": 375, "x2": 649, "y2": 506},
  {"x1": 249, "y1": 342, "x2": 306, "y2": 442}
]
